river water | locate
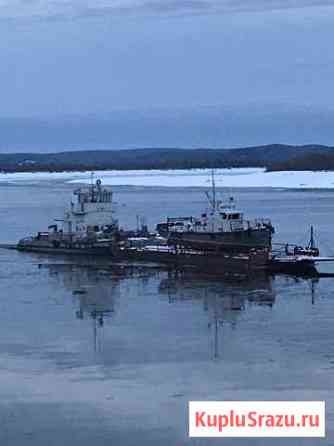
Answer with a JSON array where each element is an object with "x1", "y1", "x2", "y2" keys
[{"x1": 0, "y1": 181, "x2": 333, "y2": 445}]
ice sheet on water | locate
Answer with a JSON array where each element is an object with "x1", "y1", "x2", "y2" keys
[{"x1": 1, "y1": 168, "x2": 334, "y2": 188}]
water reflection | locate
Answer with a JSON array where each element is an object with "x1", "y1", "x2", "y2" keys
[
  {"x1": 37, "y1": 263, "x2": 322, "y2": 361},
  {"x1": 160, "y1": 272, "x2": 275, "y2": 309},
  {"x1": 159, "y1": 272, "x2": 276, "y2": 359},
  {"x1": 41, "y1": 263, "x2": 124, "y2": 352}
]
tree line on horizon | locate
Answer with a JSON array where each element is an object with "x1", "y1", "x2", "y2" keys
[{"x1": 0, "y1": 145, "x2": 333, "y2": 173}]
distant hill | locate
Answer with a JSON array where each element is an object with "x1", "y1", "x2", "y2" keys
[
  {"x1": 268, "y1": 151, "x2": 334, "y2": 171},
  {"x1": 0, "y1": 144, "x2": 333, "y2": 173}
]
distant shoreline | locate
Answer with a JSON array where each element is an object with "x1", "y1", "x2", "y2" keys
[{"x1": 0, "y1": 144, "x2": 333, "y2": 174}]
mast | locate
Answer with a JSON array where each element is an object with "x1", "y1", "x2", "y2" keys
[
  {"x1": 90, "y1": 171, "x2": 95, "y2": 188},
  {"x1": 204, "y1": 169, "x2": 217, "y2": 210},
  {"x1": 211, "y1": 169, "x2": 216, "y2": 210},
  {"x1": 310, "y1": 225, "x2": 315, "y2": 250}
]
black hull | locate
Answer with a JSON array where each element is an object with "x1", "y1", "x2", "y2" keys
[
  {"x1": 269, "y1": 258, "x2": 318, "y2": 277},
  {"x1": 165, "y1": 228, "x2": 272, "y2": 252},
  {"x1": 14, "y1": 244, "x2": 331, "y2": 279},
  {"x1": 15, "y1": 243, "x2": 269, "y2": 275},
  {"x1": 119, "y1": 249, "x2": 269, "y2": 274},
  {"x1": 17, "y1": 244, "x2": 115, "y2": 257}
]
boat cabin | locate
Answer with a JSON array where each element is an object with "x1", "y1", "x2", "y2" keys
[
  {"x1": 164, "y1": 198, "x2": 245, "y2": 234},
  {"x1": 216, "y1": 201, "x2": 244, "y2": 232},
  {"x1": 62, "y1": 180, "x2": 118, "y2": 237}
]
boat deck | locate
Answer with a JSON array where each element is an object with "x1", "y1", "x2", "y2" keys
[{"x1": 3, "y1": 242, "x2": 334, "y2": 278}]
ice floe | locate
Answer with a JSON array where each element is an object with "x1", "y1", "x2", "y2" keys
[{"x1": 1, "y1": 168, "x2": 334, "y2": 188}]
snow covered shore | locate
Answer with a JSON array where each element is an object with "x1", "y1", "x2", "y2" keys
[{"x1": 1, "y1": 168, "x2": 334, "y2": 188}]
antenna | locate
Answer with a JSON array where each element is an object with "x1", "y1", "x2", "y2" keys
[
  {"x1": 310, "y1": 225, "x2": 315, "y2": 250},
  {"x1": 211, "y1": 169, "x2": 216, "y2": 210},
  {"x1": 90, "y1": 172, "x2": 95, "y2": 188},
  {"x1": 205, "y1": 191, "x2": 214, "y2": 208}
]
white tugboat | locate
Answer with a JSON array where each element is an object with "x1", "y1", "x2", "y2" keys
[{"x1": 18, "y1": 179, "x2": 119, "y2": 254}]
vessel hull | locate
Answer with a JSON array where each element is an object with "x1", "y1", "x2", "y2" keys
[
  {"x1": 118, "y1": 248, "x2": 269, "y2": 274},
  {"x1": 16, "y1": 242, "x2": 269, "y2": 274},
  {"x1": 165, "y1": 228, "x2": 272, "y2": 252}
]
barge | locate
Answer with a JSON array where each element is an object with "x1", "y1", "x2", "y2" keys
[
  {"x1": 12, "y1": 177, "x2": 334, "y2": 278},
  {"x1": 119, "y1": 245, "x2": 269, "y2": 274},
  {"x1": 15, "y1": 176, "x2": 272, "y2": 274}
]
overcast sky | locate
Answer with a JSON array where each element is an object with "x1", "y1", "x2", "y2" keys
[
  {"x1": 0, "y1": 1, "x2": 334, "y2": 150},
  {"x1": 0, "y1": 0, "x2": 333, "y2": 20}
]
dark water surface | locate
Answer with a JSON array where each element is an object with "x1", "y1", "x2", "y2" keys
[{"x1": 0, "y1": 182, "x2": 333, "y2": 445}]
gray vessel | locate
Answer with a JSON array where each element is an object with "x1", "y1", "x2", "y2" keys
[
  {"x1": 15, "y1": 174, "x2": 272, "y2": 275},
  {"x1": 157, "y1": 171, "x2": 274, "y2": 253}
]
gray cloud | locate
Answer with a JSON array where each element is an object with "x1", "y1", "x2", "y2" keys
[{"x1": 0, "y1": 0, "x2": 333, "y2": 21}]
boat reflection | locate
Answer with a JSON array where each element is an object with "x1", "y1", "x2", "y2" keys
[
  {"x1": 43, "y1": 263, "x2": 124, "y2": 351},
  {"x1": 41, "y1": 263, "x2": 163, "y2": 352},
  {"x1": 159, "y1": 272, "x2": 276, "y2": 359},
  {"x1": 39, "y1": 263, "x2": 321, "y2": 360},
  {"x1": 159, "y1": 272, "x2": 276, "y2": 309}
]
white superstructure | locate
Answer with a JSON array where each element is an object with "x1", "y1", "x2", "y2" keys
[
  {"x1": 62, "y1": 179, "x2": 118, "y2": 238},
  {"x1": 158, "y1": 170, "x2": 272, "y2": 236},
  {"x1": 166, "y1": 197, "x2": 245, "y2": 234}
]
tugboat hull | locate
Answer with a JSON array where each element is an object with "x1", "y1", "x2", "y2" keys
[
  {"x1": 17, "y1": 244, "x2": 114, "y2": 256},
  {"x1": 165, "y1": 228, "x2": 272, "y2": 252},
  {"x1": 17, "y1": 238, "x2": 116, "y2": 257}
]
